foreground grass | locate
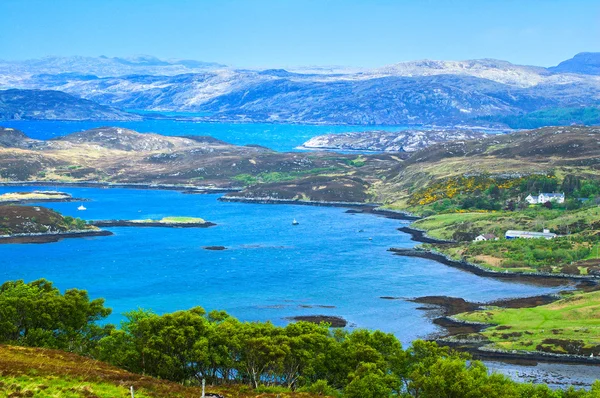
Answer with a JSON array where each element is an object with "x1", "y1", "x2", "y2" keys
[
  {"x1": 456, "y1": 291, "x2": 600, "y2": 355},
  {"x1": 0, "y1": 345, "x2": 317, "y2": 398},
  {"x1": 0, "y1": 374, "x2": 152, "y2": 398}
]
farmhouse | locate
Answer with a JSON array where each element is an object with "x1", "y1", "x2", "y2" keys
[
  {"x1": 525, "y1": 193, "x2": 565, "y2": 205},
  {"x1": 474, "y1": 233, "x2": 497, "y2": 242},
  {"x1": 505, "y1": 229, "x2": 557, "y2": 240}
]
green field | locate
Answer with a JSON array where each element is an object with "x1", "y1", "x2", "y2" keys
[
  {"x1": 414, "y1": 204, "x2": 600, "y2": 241},
  {"x1": 456, "y1": 291, "x2": 600, "y2": 355},
  {"x1": 158, "y1": 216, "x2": 206, "y2": 223},
  {"x1": 412, "y1": 211, "x2": 514, "y2": 240},
  {"x1": 232, "y1": 167, "x2": 340, "y2": 186},
  {"x1": 0, "y1": 374, "x2": 153, "y2": 398},
  {"x1": 130, "y1": 216, "x2": 207, "y2": 224}
]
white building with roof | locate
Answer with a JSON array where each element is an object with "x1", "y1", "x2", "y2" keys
[
  {"x1": 505, "y1": 229, "x2": 557, "y2": 240},
  {"x1": 474, "y1": 233, "x2": 497, "y2": 242},
  {"x1": 525, "y1": 193, "x2": 565, "y2": 205}
]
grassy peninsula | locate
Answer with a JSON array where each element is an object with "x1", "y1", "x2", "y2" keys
[{"x1": 454, "y1": 290, "x2": 600, "y2": 356}]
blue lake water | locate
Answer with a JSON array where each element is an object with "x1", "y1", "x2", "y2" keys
[
  {"x1": 0, "y1": 120, "x2": 414, "y2": 152},
  {"x1": 0, "y1": 185, "x2": 563, "y2": 345}
]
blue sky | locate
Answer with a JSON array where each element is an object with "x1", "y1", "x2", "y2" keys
[{"x1": 1, "y1": 0, "x2": 599, "y2": 68}]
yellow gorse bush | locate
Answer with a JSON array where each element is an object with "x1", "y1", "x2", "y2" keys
[{"x1": 408, "y1": 175, "x2": 530, "y2": 206}]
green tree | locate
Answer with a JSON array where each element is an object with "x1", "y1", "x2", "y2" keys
[
  {"x1": 344, "y1": 362, "x2": 393, "y2": 398},
  {"x1": 0, "y1": 279, "x2": 111, "y2": 353}
]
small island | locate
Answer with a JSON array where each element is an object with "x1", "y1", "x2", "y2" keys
[
  {"x1": 0, "y1": 190, "x2": 82, "y2": 204},
  {"x1": 287, "y1": 315, "x2": 348, "y2": 327},
  {"x1": 90, "y1": 216, "x2": 216, "y2": 228},
  {"x1": 0, "y1": 205, "x2": 111, "y2": 244}
]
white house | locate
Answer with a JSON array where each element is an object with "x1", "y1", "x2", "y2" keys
[
  {"x1": 474, "y1": 233, "x2": 497, "y2": 242},
  {"x1": 525, "y1": 193, "x2": 565, "y2": 205},
  {"x1": 525, "y1": 194, "x2": 538, "y2": 204}
]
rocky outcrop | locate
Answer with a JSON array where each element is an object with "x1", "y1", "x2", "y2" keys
[
  {"x1": 0, "y1": 230, "x2": 112, "y2": 244},
  {"x1": 0, "y1": 204, "x2": 111, "y2": 244},
  {"x1": 287, "y1": 315, "x2": 347, "y2": 327},
  {"x1": 300, "y1": 129, "x2": 488, "y2": 152},
  {"x1": 203, "y1": 246, "x2": 227, "y2": 250},
  {"x1": 54, "y1": 127, "x2": 199, "y2": 151},
  {"x1": 90, "y1": 219, "x2": 215, "y2": 228}
]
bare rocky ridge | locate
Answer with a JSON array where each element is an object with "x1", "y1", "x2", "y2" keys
[
  {"x1": 0, "y1": 126, "x2": 384, "y2": 203},
  {"x1": 300, "y1": 129, "x2": 489, "y2": 152},
  {"x1": 54, "y1": 127, "x2": 199, "y2": 151}
]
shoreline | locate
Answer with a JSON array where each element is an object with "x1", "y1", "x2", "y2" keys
[
  {"x1": 218, "y1": 195, "x2": 383, "y2": 208},
  {"x1": 2, "y1": 117, "x2": 510, "y2": 131},
  {"x1": 90, "y1": 220, "x2": 216, "y2": 228},
  {"x1": 0, "y1": 197, "x2": 87, "y2": 205},
  {"x1": 441, "y1": 338, "x2": 600, "y2": 366},
  {"x1": 397, "y1": 225, "x2": 452, "y2": 244},
  {"x1": 388, "y1": 247, "x2": 600, "y2": 283},
  {"x1": 219, "y1": 196, "x2": 422, "y2": 221},
  {"x1": 0, "y1": 180, "x2": 242, "y2": 193},
  {"x1": 0, "y1": 229, "x2": 113, "y2": 244}
]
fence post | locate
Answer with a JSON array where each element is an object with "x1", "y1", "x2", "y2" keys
[
  {"x1": 202, "y1": 379, "x2": 205, "y2": 398},
  {"x1": 130, "y1": 386, "x2": 134, "y2": 398}
]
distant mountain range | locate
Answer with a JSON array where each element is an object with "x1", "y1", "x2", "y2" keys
[
  {"x1": 548, "y1": 52, "x2": 600, "y2": 75},
  {"x1": 0, "y1": 55, "x2": 225, "y2": 78},
  {"x1": 1, "y1": 53, "x2": 599, "y2": 125},
  {"x1": 0, "y1": 89, "x2": 140, "y2": 121}
]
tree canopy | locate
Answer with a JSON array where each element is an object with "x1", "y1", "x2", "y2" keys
[{"x1": 1, "y1": 279, "x2": 599, "y2": 397}]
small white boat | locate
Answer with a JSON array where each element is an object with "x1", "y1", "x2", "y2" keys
[
  {"x1": 292, "y1": 219, "x2": 299, "y2": 225},
  {"x1": 77, "y1": 204, "x2": 87, "y2": 211}
]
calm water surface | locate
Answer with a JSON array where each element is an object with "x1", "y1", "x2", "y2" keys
[{"x1": 0, "y1": 186, "x2": 561, "y2": 342}]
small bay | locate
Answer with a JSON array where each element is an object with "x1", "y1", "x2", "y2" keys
[{"x1": 0, "y1": 185, "x2": 560, "y2": 342}]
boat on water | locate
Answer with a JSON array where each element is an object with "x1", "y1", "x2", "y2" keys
[
  {"x1": 292, "y1": 219, "x2": 299, "y2": 225},
  {"x1": 77, "y1": 204, "x2": 87, "y2": 211}
]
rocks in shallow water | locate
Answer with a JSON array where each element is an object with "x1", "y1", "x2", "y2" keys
[
  {"x1": 203, "y1": 246, "x2": 227, "y2": 251},
  {"x1": 288, "y1": 315, "x2": 347, "y2": 327},
  {"x1": 298, "y1": 304, "x2": 337, "y2": 309}
]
